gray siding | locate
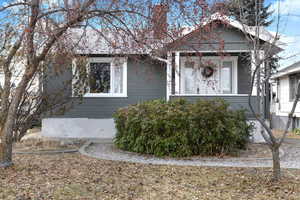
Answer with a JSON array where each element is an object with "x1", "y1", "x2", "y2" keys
[
  {"x1": 43, "y1": 24, "x2": 259, "y2": 120},
  {"x1": 168, "y1": 25, "x2": 253, "y2": 52},
  {"x1": 237, "y1": 53, "x2": 251, "y2": 94},
  {"x1": 271, "y1": 114, "x2": 300, "y2": 131},
  {"x1": 45, "y1": 57, "x2": 166, "y2": 119},
  {"x1": 170, "y1": 95, "x2": 259, "y2": 119}
]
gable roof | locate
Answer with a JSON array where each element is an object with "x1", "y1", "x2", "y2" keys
[
  {"x1": 272, "y1": 61, "x2": 300, "y2": 79},
  {"x1": 71, "y1": 13, "x2": 284, "y2": 55},
  {"x1": 201, "y1": 13, "x2": 285, "y2": 48}
]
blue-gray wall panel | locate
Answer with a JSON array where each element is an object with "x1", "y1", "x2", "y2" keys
[
  {"x1": 271, "y1": 114, "x2": 300, "y2": 131},
  {"x1": 45, "y1": 57, "x2": 166, "y2": 119},
  {"x1": 237, "y1": 53, "x2": 251, "y2": 94},
  {"x1": 168, "y1": 26, "x2": 253, "y2": 52}
]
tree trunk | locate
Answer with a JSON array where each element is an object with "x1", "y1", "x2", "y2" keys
[
  {"x1": 271, "y1": 145, "x2": 281, "y2": 181},
  {"x1": 0, "y1": 130, "x2": 13, "y2": 168}
]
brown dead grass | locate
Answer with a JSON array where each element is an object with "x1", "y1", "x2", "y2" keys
[
  {"x1": 273, "y1": 129, "x2": 300, "y2": 139},
  {"x1": 13, "y1": 139, "x2": 85, "y2": 152},
  {"x1": 1, "y1": 151, "x2": 300, "y2": 200}
]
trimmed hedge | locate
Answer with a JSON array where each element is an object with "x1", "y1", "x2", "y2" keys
[{"x1": 113, "y1": 99, "x2": 252, "y2": 157}]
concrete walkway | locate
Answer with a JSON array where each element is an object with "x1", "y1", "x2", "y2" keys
[{"x1": 79, "y1": 139, "x2": 300, "y2": 169}]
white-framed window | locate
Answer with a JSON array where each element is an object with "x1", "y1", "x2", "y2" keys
[
  {"x1": 179, "y1": 56, "x2": 238, "y2": 95},
  {"x1": 221, "y1": 61, "x2": 233, "y2": 94},
  {"x1": 73, "y1": 57, "x2": 127, "y2": 97},
  {"x1": 289, "y1": 74, "x2": 300, "y2": 102}
]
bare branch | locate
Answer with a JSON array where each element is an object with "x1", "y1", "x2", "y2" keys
[{"x1": 279, "y1": 81, "x2": 300, "y2": 146}]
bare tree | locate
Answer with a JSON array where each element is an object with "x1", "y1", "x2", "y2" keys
[
  {"x1": 0, "y1": 0, "x2": 215, "y2": 167},
  {"x1": 232, "y1": 0, "x2": 298, "y2": 181}
]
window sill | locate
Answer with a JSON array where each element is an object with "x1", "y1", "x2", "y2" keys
[{"x1": 83, "y1": 93, "x2": 128, "y2": 98}]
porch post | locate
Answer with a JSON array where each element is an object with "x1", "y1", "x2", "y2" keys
[
  {"x1": 166, "y1": 52, "x2": 172, "y2": 101},
  {"x1": 259, "y1": 50, "x2": 266, "y2": 119},
  {"x1": 251, "y1": 50, "x2": 257, "y2": 96},
  {"x1": 175, "y1": 52, "x2": 180, "y2": 94}
]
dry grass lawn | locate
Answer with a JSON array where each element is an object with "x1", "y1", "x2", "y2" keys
[
  {"x1": 273, "y1": 129, "x2": 300, "y2": 139},
  {"x1": 1, "y1": 152, "x2": 300, "y2": 200}
]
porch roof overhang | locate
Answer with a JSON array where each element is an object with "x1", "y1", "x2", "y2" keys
[{"x1": 271, "y1": 61, "x2": 300, "y2": 79}]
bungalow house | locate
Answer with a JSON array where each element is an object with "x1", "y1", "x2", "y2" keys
[
  {"x1": 41, "y1": 13, "x2": 282, "y2": 142},
  {"x1": 271, "y1": 61, "x2": 300, "y2": 131}
]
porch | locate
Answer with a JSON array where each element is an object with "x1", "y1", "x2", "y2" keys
[{"x1": 165, "y1": 51, "x2": 262, "y2": 119}]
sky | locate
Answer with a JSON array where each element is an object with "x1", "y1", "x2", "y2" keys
[
  {"x1": 266, "y1": 0, "x2": 300, "y2": 68},
  {"x1": 0, "y1": 0, "x2": 299, "y2": 69}
]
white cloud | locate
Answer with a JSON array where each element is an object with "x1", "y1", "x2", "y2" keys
[
  {"x1": 270, "y1": 0, "x2": 300, "y2": 16},
  {"x1": 278, "y1": 35, "x2": 300, "y2": 68},
  {"x1": 268, "y1": 1, "x2": 300, "y2": 68}
]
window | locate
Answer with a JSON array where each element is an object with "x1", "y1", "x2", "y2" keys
[
  {"x1": 73, "y1": 57, "x2": 127, "y2": 97},
  {"x1": 221, "y1": 61, "x2": 233, "y2": 94},
  {"x1": 183, "y1": 61, "x2": 197, "y2": 94},
  {"x1": 89, "y1": 62, "x2": 111, "y2": 93},
  {"x1": 180, "y1": 56, "x2": 237, "y2": 95},
  {"x1": 289, "y1": 74, "x2": 300, "y2": 101}
]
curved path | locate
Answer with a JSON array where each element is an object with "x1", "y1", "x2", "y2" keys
[{"x1": 79, "y1": 139, "x2": 300, "y2": 169}]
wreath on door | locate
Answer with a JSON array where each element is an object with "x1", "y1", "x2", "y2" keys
[{"x1": 201, "y1": 66, "x2": 214, "y2": 78}]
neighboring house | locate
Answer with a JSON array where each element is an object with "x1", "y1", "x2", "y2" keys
[
  {"x1": 271, "y1": 61, "x2": 300, "y2": 131},
  {"x1": 42, "y1": 13, "x2": 282, "y2": 142}
]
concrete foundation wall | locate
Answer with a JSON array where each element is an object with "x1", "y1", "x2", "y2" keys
[
  {"x1": 270, "y1": 114, "x2": 300, "y2": 131},
  {"x1": 42, "y1": 118, "x2": 265, "y2": 143},
  {"x1": 248, "y1": 120, "x2": 267, "y2": 143},
  {"x1": 42, "y1": 118, "x2": 116, "y2": 138}
]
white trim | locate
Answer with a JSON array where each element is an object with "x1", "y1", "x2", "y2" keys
[
  {"x1": 83, "y1": 93, "x2": 128, "y2": 98},
  {"x1": 275, "y1": 111, "x2": 300, "y2": 118},
  {"x1": 175, "y1": 52, "x2": 180, "y2": 94},
  {"x1": 171, "y1": 94, "x2": 249, "y2": 97},
  {"x1": 250, "y1": 50, "x2": 265, "y2": 96},
  {"x1": 71, "y1": 58, "x2": 78, "y2": 97},
  {"x1": 233, "y1": 57, "x2": 238, "y2": 94},
  {"x1": 251, "y1": 51, "x2": 257, "y2": 96},
  {"x1": 123, "y1": 57, "x2": 128, "y2": 97},
  {"x1": 195, "y1": 13, "x2": 284, "y2": 48},
  {"x1": 169, "y1": 50, "x2": 251, "y2": 53},
  {"x1": 166, "y1": 52, "x2": 172, "y2": 101},
  {"x1": 272, "y1": 64, "x2": 300, "y2": 79}
]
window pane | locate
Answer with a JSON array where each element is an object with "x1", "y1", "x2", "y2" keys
[
  {"x1": 221, "y1": 61, "x2": 232, "y2": 93},
  {"x1": 290, "y1": 75, "x2": 300, "y2": 101},
  {"x1": 184, "y1": 63, "x2": 196, "y2": 94},
  {"x1": 89, "y1": 63, "x2": 110, "y2": 93},
  {"x1": 113, "y1": 64, "x2": 123, "y2": 93}
]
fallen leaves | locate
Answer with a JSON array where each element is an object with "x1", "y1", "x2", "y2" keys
[{"x1": 0, "y1": 150, "x2": 300, "y2": 199}]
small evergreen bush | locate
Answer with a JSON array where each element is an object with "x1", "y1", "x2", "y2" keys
[
  {"x1": 113, "y1": 98, "x2": 252, "y2": 157},
  {"x1": 293, "y1": 128, "x2": 300, "y2": 136}
]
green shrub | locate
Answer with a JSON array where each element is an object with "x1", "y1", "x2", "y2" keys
[
  {"x1": 293, "y1": 128, "x2": 300, "y2": 135},
  {"x1": 113, "y1": 98, "x2": 252, "y2": 157}
]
